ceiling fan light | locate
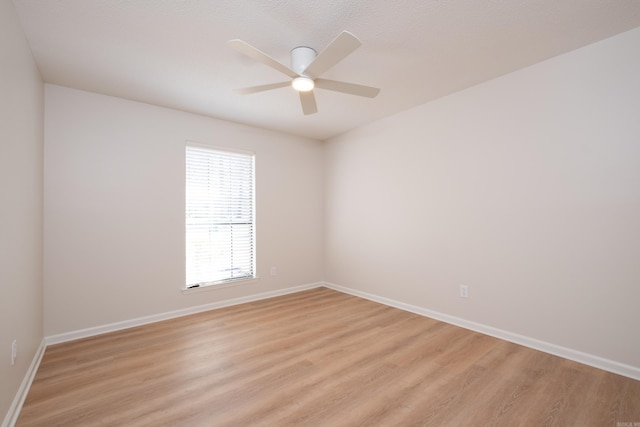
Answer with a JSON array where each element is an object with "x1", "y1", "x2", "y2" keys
[{"x1": 292, "y1": 76, "x2": 314, "y2": 92}]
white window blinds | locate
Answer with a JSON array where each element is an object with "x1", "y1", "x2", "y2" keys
[{"x1": 185, "y1": 144, "x2": 255, "y2": 287}]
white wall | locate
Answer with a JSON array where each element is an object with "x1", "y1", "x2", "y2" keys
[
  {"x1": 44, "y1": 85, "x2": 324, "y2": 335},
  {"x1": 324, "y1": 28, "x2": 640, "y2": 368},
  {"x1": 0, "y1": 0, "x2": 44, "y2": 421}
]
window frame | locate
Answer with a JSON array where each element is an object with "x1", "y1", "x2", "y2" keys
[{"x1": 184, "y1": 141, "x2": 257, "y2": 292}]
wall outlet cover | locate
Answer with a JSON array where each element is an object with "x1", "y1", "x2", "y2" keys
[{"x1": 460, "y1": 285, "x2": 469, "y2": 298}]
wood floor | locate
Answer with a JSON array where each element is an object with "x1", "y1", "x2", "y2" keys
[{"x1": 17, "y1": 287, "x2": 640, "y2": 426}]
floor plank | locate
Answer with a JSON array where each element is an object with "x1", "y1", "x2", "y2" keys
[{"x1": 17, "y1": 287, "x2": 640, "y2": 426}]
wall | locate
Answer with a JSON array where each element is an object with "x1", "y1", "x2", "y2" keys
[
  {"x1": 324, "y1": 27, "x2": 640, "y2": 369},
  {"x1": 44, "y1": 85, "x2": 324, "y2": 336},
  {"x1": 0, "y1": 0, "x2": 44, "y2": 421}
]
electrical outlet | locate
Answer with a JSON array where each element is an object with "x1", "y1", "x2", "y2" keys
[
  {"x1": 11, "y1": 340, "x2": 17, "y2": 365},
  {"x1": 459, "y1": 285, "x2": 469, "y2": 298},
  {"x1": 270, "y1": 267, "x2": 277, "y2": 277}
]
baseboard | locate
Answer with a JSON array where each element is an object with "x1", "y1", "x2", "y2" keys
[
  {"x1": 2, "y1": 338, "x2": 46, "y2": 427},
  {"x1": 46, "y1": 282, "x2": 324, "y2": 345},
  {"x1": 323, "y1": 281, "x2": 640, "y2": 381}
]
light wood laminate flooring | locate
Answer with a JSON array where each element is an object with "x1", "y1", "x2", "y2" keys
[{"x1": 17, "y1": 287, "x2": 640, "y2": 426}]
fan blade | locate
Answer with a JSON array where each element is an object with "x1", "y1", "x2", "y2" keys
[
  {"x1": 234, "y1": 81, "x2": 291, "y2": 94},
  {"x1": 228, "y1": 39, "x2": 298, "y2": 78},
  {"x1": 299, "y1": 91, "x2": 318, "y2": 115},
  {"x1": 315, "y1": 78, "x2": 380, "y2": 98},
  {"x1": 303, "y1": 31, "x2": 361, "y2": 78}
]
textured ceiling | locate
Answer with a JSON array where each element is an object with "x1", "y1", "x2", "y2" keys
[{"x1": 11, "y1": 0, "x2": 640, "y2": 140}]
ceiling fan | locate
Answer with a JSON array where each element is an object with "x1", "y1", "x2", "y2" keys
[{"x1": 228, "y1": 31, "x2": 380, "y2": 115}]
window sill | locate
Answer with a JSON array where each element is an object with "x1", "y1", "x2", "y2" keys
[{"x1": 181, "y1": 277, "x2": 260, "y2": 295}]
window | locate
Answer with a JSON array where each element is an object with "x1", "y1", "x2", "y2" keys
[{"x1": 185, "y1": 143, "x2": 255, "y2": 288}]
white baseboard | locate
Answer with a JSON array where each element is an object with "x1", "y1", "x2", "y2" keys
[
  {"x1": 2, "y1": 338, "x2": 46, "y2": 427},
  {"x1": 323, "y1": 281, "x2": 640, "y2": 381},
  {"x1": 46, "y1": 282, "x2": 323, "y2": 345}
]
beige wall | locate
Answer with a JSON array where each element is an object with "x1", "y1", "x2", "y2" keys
[
  {"x1": 44, "y1": 85, "x2": 324, "y2": 335},
  {"x1": 324, "y1": 28, "x2": 640, "y2": 368},
  {"x1": 0, "y1": 0, "x2": 44, "y2": 421}
]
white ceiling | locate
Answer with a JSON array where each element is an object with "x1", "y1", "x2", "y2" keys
[{"x1": 12, "y1": 0, "x2": 640, "y2": 140}]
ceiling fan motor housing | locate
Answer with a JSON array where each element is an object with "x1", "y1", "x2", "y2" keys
[{"x1": 290, "y1": 46, "x2": 317, "y2": 76}]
